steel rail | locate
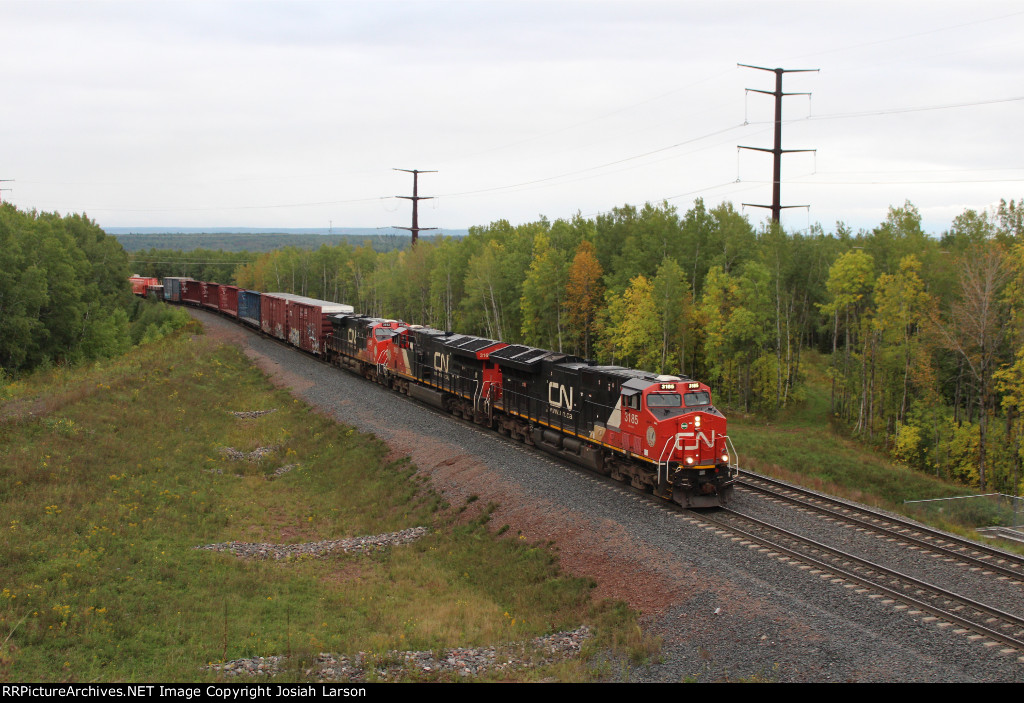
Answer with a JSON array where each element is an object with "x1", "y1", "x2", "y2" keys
[
  {"x1": 739, "y1": 469, "x2": 1024, "y2": 578},
  {"x1": 706, "y1": 507, "x2": 1024, "y2": 651}
]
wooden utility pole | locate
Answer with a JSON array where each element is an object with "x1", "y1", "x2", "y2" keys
[
  {"x1": 738, "y1": 64, "x2": 818, "y2": 223},
  {"x1": 394, "y1": 168, "x2": 437, "y2": 246}
]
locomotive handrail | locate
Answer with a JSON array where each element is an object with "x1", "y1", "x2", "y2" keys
[
  {"x1": 656, "y1": 434, "x2": 678, "y2": 487},
  {"x1": 723, "y1": 434, "x2": 740, "y2": 473}
]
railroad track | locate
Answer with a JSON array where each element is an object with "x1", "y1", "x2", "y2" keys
[
  {"x1": 441, "y1": 413, "x2": 1024, "y2": 657},
  {"x1": 698, "y1": 506, "x2": 1024, "y2": 654},
  {"x1": 738, "y1": 469, "x2": 1024, "y2": 584}
]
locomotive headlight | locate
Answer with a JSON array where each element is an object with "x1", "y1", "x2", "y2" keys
[
  {"x1": 694, "y1": 415, "x2": 701, "y2": 428},
  {"x1": 721, "y1": 453, "x2": 730, "y2": 464},
  {"x1": 685, "y1": 457, "x2": 695, "y2": 465}
]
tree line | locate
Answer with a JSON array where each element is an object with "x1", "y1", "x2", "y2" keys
[
  {"x1": 0, "y1": 204, "x2": 191, "y2": 376},
  {"x1": 0, "y1": 204, "x2": 133, "y2": 372}
]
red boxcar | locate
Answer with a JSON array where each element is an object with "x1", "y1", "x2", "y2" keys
[
  {"x1": 181, "y1": 280, "x2": 202, "y2": 305},
  {"x1": 286, "y1": 296, "x2": 354, "y2": 355},
  {"x1": 200, "y1": 282, "x2": 220, "y2": 310},
  {"x1": 260, "y1": 293, "x2": 353, "y2": 353},
  {"x1": 129, "y1": 276, "x2": 159, "y2": 297},
  {"x1": 261, "y1": 293, "x2": 291, "y2": 340},
  {"x1": 217, "y1": 285, "x2": 240, "y2": 317}
]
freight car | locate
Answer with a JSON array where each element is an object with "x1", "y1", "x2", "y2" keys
[
  {"x1": 129, "y1": 275, "x2": 160, "y2": 297},
  {"x1": 159, "y1": 276, "x2": 737, "y2": 508},
  {"x1": 162, "y1": 277, "x2": 194, "y2": 303}
]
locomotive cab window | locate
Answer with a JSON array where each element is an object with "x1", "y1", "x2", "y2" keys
[
  {"x1": 646, "y1": 393, "x2": 682, "y2": 408},
  {"x1": 684, "y1": 391, "x2": 711, "y2": 407},
  {"x1": 623, "y1": 390, "x2": 641, "y2": 410}
]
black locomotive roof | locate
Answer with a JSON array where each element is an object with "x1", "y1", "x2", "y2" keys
[
  {"x1": 445, "y1": 335, "x2": 504, "y2": 358},
  {"x1": 491, "y1": 344, "x2": 531, "y2": 358},
  {"x1": 584, "y1": 365, "x2": 656, "y2": 381},
  {"x1": 554, "y1": 361, "x2": 592, "y2": 372},
  {"x1": 329, "y1": 312, "x2": 368, "y2": 327},
  {"x1": 490, "y1": 344, "x2": 584, "y2": 371},
  {"x1": 411, "y1": 326, "x2": 447, "y2": 339},
  {"x1": 489, "y1": 345, "x2": 548, "y2": 370}
]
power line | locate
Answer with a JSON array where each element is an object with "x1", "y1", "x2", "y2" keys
[
  {"x1": 441, "y1": 67, "x2": 740, "y2": 164},
  {"x1": 789, "y1": 177, "x2": 1024, "y2": 186},
  {"x1": 785, "y1": 8, "x2": 1024, "y2": 62},
  {"x1": 66, "y1": 195, "x2": 392, "y2": 214},
  {"x1": 126, "y1": 259, "x2": 254, "y2": 265},
  {"x1": 436, "y1": 124, "x2": 748, "y2": 200},
  {"x1": 809, "y1": 95, "x2": 1024, "y2": 120}
]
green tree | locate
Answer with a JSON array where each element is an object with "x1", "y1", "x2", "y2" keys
[
  {"x1": 873, "y1": 255, "x2": 933, "y2": 433},
  {"x1": 0, "y1": 204, "x2": 131, "y2": 373},
  {"x1": 930, "y1": 244, "x2": 1009, "y2": 490},
  {"x1": 701, "y1": 262, "x2": 771, "y2": 410},
  {"x1": 520, "y1": 234, "x2": 569, "y2": 351},
  {"x1": 819, "y1": 249, "x2": 875, "y2": 419},
  {"x1": 598, "y1": 274, "x2": 660, "y2": 370},
  {"x1": 651, "y1": 257, "x2": 690, "y2": 374}
]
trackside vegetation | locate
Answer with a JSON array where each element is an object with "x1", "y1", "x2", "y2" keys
[
  {"x1": 0, "y1": 204, "x2": 196, "y2": 378},
  {"x1": 0, "y1": 327, "x2": 651, "y2": 683}
]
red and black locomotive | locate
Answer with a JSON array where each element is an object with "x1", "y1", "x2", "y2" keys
[{"x1": 326, "y1": 313, "x2": 737, "y2": 508}]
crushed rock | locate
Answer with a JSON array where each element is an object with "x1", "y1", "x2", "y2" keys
[
  {"x1": 229, "y1": 409, "x2": 279, "y2": 419},
  {"x1": 205, "y1": 626, "x2": 591, "y2": 681},
  {"x1": 205, "y1": 463, "x2": 297, "y2": 479},
  {"x1": 268, "y1": 463, "x2": 297, "y2": 478},
  {"x1": 220, "y1": 445, "x2": 279, "y2": 462},
  {"x1": 194, "y1": 526, "x2": 430, "y2": 560}
]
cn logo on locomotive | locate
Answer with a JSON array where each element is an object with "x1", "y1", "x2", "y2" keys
[
  {"x1": 433, "y1": 352, "x2": 450, "y2": 374},
  {"x1": 547, "y1": 382, "x2": 574, "y2": 410},
  {"x1": 677, "y1": 430, "x2": 717, "y2": 450}
]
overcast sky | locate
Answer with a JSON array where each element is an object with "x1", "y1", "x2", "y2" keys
[{"x1": 2, "y1": 0, "x2": 1022, "y2": 235}]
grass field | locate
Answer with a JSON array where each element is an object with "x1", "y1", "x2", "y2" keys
[{"x1": 0, "y1": 327, "x2": 649, "y2": 683}]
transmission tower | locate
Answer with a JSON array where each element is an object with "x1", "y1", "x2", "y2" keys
[
  {"x1": 0, "y1": 179, "x2": 12, "y2": 204},
  {"x1": 394, "y1": 168, "x2": 437, "y2": 246},
  {"x1": 737, "y1": 64, "x2": 818, "y2": 223}
]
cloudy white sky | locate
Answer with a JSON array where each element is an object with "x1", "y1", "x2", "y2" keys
[{"x1": 2, "y1": 0, "x2": 1022, "y2": 235}]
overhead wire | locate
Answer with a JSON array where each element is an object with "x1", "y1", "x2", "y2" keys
[{"x1": 435, "y1": 123, "x2": 751, "y2": 200}]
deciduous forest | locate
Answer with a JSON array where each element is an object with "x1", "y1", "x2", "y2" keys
[{"x1": 0, "y1": 204, "x2": 192, "y2": 375}]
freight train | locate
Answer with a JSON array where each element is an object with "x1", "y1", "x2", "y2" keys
[{"x1": 148, "y1": 277, "x2": 738, "y2": 508}]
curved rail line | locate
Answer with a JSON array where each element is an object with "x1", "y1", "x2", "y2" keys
[
  {"x1": 737, "y1": 470, "x2": 1024, "y2": 583},
  {"x1": 704, "y1": 507, "x2": 1024, "y2": 653}
]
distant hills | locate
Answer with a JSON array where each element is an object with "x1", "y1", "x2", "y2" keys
[{"x1": 107, "y1": 227, "x2": 469, "y2": 253}]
